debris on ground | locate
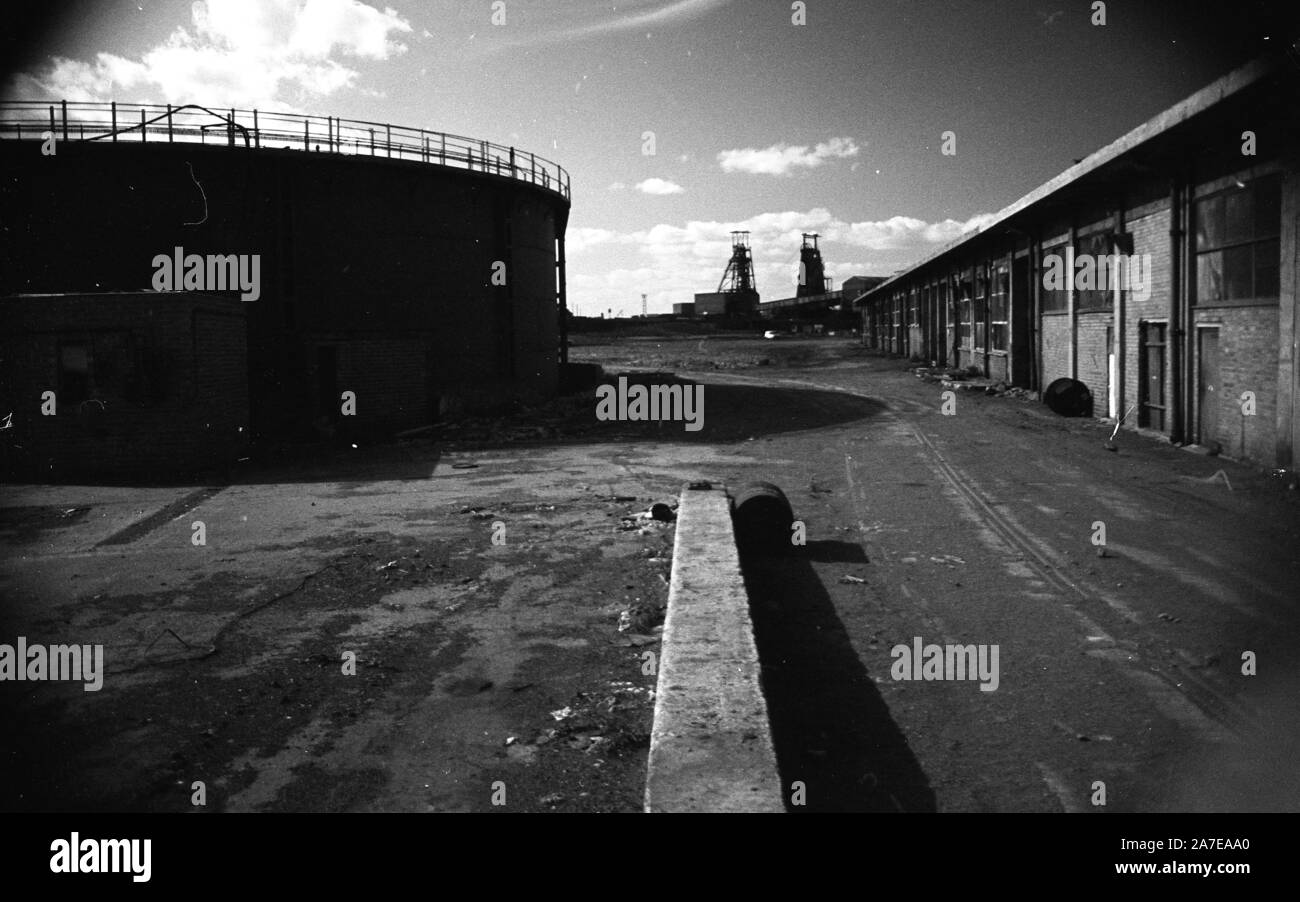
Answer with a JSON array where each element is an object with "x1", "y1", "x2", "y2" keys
[
  {"x1": 618, "y1": 505, "x2": 679, "y2": 534},
  {"x1": 649, "y1": 501, "x2": 677, "y2": 522},
  {"x1": 618, "y1": 602, "x2": 665, "y2": 633}
]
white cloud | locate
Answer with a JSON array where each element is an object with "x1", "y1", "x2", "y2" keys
[
  {"x1": 717, "y1": 136, "x2": 860, "y2": 176},
  {"x1": 566, "y1": 227, "x2": 627, "y2": 253},
  {"x1": 6, "y1": 0, "x2": 412, "y2": 110},
  {"x1": 488, "y1": 0, "x2": 731, "y2": 51},
  {"x1": 827, "y1": 212, "x2": 999, "y2": 250},
  {"x1": 635, "y1": 177, "x2": 685, "y2": 195}
]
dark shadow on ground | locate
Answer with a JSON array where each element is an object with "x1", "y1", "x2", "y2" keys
[
  {"x1": 740, "y1": 548, "x2": 936, "y2": 812},
  {"x1": 0, "y1": 373, "x2": 887, "y2": 487},
  {"x1": 802, "y1": 540, "x2": 870, "y2": 564}
]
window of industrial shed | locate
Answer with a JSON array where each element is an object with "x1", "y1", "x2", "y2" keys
[
  {"x1": 957, "y1": 272, "x2": 973, "y2": 349},
  {"x1": 1041, "y1": 244, "x2": 1069, "y2": 313},
  {"x1": 973, "y1": 267, "x2": 988, "y2": 351},
  {"x1": 893, "y1": 293, "x2": 903, "y2": 351},
  {"x1": 1074, "y1": 230, "x2": 1113, "y2": 311},
  {"x1": 990, "y1": 263, "x2": 1009, "y2": 352},
  {"x1": 1194, "y1": 174, "x2": 1282, "y2": 306}
]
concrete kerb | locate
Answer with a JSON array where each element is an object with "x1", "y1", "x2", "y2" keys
[{"x1": 644, "y1": 483, "x2": 784, "y2": 813}]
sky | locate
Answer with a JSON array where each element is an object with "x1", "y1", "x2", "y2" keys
[{"x1": 2, "y1": 0, "x2": 1291, "y2": 315}]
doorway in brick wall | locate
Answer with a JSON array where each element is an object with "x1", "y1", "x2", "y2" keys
[
  {"x1": 1011, "y1": 256, "x2": 1031, "y2": 386},
  {"x1": 1138, "y1": 321, "x2": 1167, "y2": 432},
  {"x1": 1197, "y1": 327, "x2": 1221, "y2": 449}
]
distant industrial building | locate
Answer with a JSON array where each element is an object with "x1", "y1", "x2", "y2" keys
[
  {"x1": 672, "y1": 302, "x2": 695, "y2": 316},
  {"x1": 843, "y1": 275, "x2": 888, "y2": 298},
  {"x1": 856, "y1": 52, "x2": 1300, "y2": 468}
]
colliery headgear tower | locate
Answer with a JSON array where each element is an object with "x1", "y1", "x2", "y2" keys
[
  {"x1": 719, "y1": 230, "x2": 757, "y2": 296},
  {"x1": 797, "y1": 232, "x2": 829, "y2": 297},
  {"x1": 693, "y1": 230, "x2": 759, "y2": 317}
]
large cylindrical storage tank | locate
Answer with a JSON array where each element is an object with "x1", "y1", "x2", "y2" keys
[{"x1": 0, "y1": 107, "x2": 570, "y2": 449}]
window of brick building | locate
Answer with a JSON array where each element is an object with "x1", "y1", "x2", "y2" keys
[
  {"x1": 1074, "y1": 230, "x2": 1114, "y2": 311},
  {"x1": 973, "y1": 267, "x2": 988, "y2": 351},
  {"x1": 990, "y1": 263, "x2": 1009, "y2": 352},
  {"x1": 1041, "y1": 244, "x2": 1069, "y2": 313},
  {"x1": 958, "y1": 272, "x2": 973, "y2": 348},
  {"x1": 1195, "y1": 174, "x2": 1281, "y2": 305}
]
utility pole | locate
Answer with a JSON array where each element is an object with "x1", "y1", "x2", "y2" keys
[{"x1": 641, "y1": 293, "x2": 647, "y2": 318}]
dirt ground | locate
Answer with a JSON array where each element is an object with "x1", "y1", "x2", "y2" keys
[
  {"x1": 5, "y1": 331, "x2": 1298, "y2": 813},
  {"x1": 1, "y1": 429, "x2": 687, "y2": 812}
]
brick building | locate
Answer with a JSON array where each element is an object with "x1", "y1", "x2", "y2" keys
[{"x1": 858, "y1": 52, "x2": 1300, "y2": 468}]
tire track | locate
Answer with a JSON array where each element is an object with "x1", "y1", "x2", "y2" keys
[{"x1": 907, "y1": 424, "x2": 1259, "y2": 738}]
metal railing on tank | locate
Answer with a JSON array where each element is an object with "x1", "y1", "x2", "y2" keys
[{"x1": 0, "y1": 100, "x2": 571, "y2": 201}]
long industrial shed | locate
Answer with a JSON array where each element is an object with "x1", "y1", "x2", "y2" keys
[{"x1": 856, "y1": 50, "x2": 1300, "y2": 468}]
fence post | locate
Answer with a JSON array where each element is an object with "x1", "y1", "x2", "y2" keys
[
  {"x1": 61, "y1": 100, "x2": 68, "y2": 141},
  {"x1": 440, "y1": 133, "x2": 445, "y2": 166},
  {"x1": 386, "y1": 124, "x2": 391, "y2": 158},
  {"x1": 141, "y1": 108, "x2": 146, "y2": 142},
  {"x1": 230, "y1": 107, "x2": 235, "y2": 147},
  {"x1": 111, "y1": 101, "x2": 117, "y2": 141},
  {"x1": 510, "y1": 146, "x2": 516, "y2": 179},
  {"x1": 253, "y1": 109, "x2": 259, "y2": 148},
  {"x1": 304, "y1": 119, "x2": 309, "y2": 150},
  {"x1": 167, "y1": 104, "x2": 173, "y2": 142},
  {"x1": 48, "y1": 105, "x2": 55, "y2": 139}
]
